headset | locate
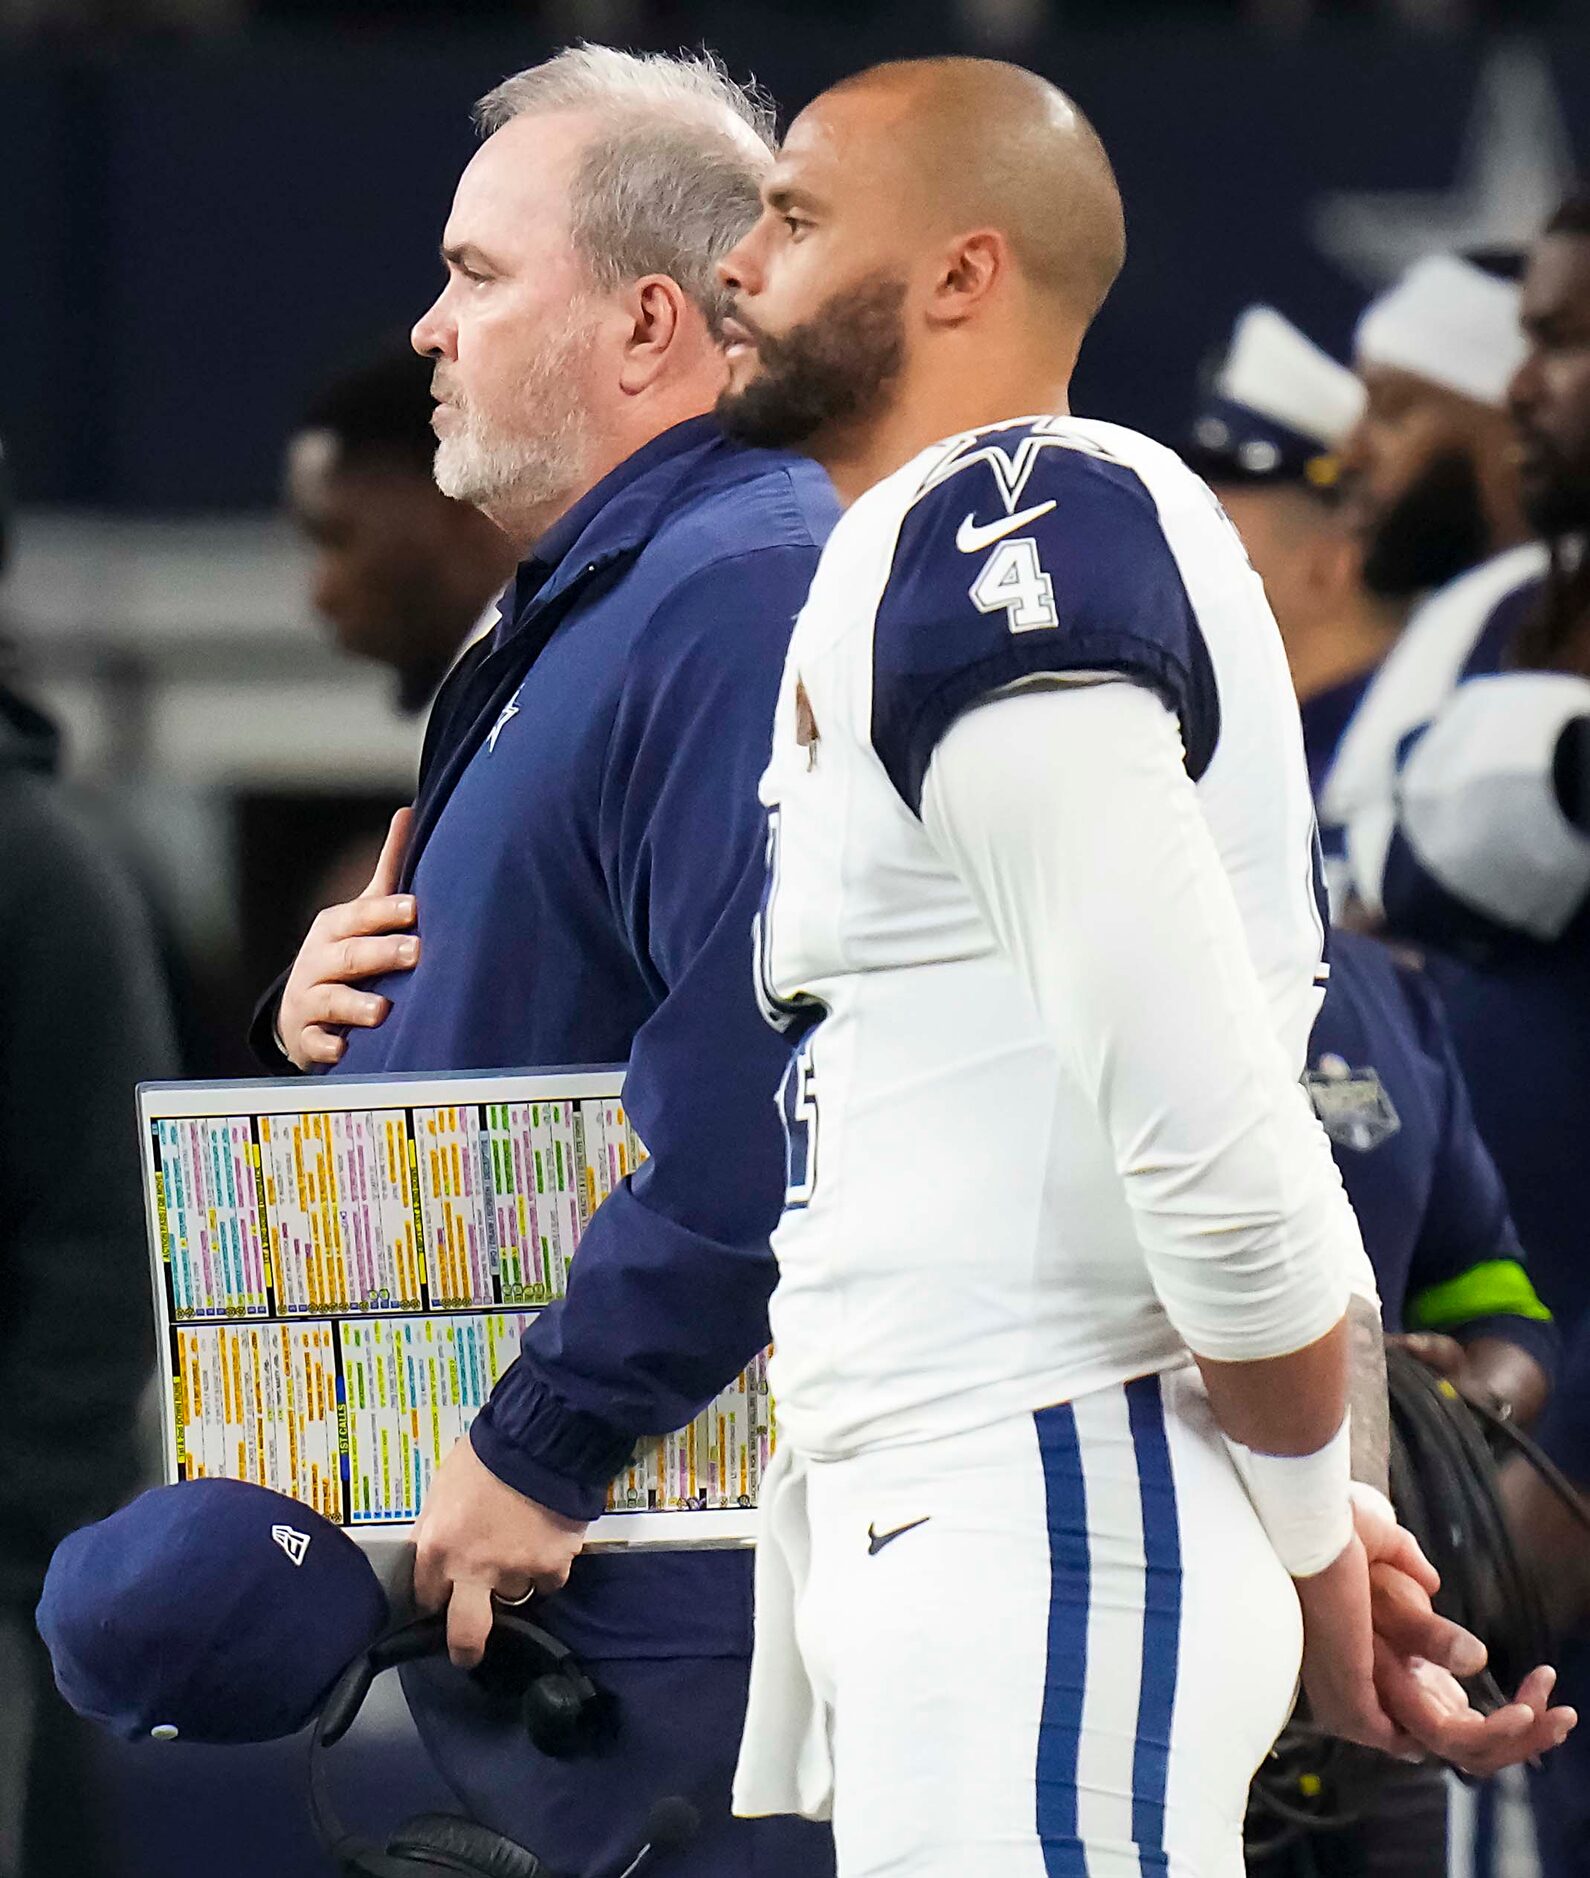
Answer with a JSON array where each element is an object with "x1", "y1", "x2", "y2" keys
[{"x1": 308, "y1": 1607, "x2": 626, "y2": 1878}]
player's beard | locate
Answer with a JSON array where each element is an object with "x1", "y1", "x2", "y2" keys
[
  {"x1": 1359, "y1": 448, "x2": 1494, "y2": 600},
  {"x1": 716, "y1": 272, "x2": 908, "y2": 451},
  {"x1": 1519, "y1": 433, "x2": 1590, "y2": 542},
  {"x1": 431, "y1": 309, "x2": 595, "y2": 518}
]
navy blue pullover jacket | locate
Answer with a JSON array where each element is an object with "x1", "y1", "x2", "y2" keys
[
  {"x1": 320, "y1": 417, "x2": 836, "y2": 1520},
  {"x1": 1309, "y1": 929, "x2": 1555, "y2": 1370}
]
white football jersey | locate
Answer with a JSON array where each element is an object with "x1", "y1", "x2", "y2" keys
[{"x1": 756, "y1": 415, "x2": 1347, "y2": 1461}]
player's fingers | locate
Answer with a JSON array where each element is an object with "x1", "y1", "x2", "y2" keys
[
  {"x1": 297, "y1": 1026, "x2": 346, "y2": 1068},
  {"x1": 364, "y1": 806, "x2": 415, "y2": 899},
  {"x1": 1374, "y1": 1639, "x2": 1474, "y2": 1737},
  {"x1": 1448, "y1": 1706, "x2": 1570, "y2": 1778},
  {"x1": 1509, "y1": 1665, "x2": 1558, "y2": 1716},
  {"x1": 1374, "y1": 1646, "x2": 1564, "y2": 1774},
  {"x1": 1369, "y1": 1563, "x2": 1485, "y2": 1676},
  {"x1": 1370, "y1": 1525, "x2": 1442, "y2": 1600},
  {"x1": 446, "y1": 1580, "x2": 496, "y2": 1669}
]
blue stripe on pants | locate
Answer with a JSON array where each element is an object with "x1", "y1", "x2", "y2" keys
[
  {"x1": 1126, "y1": 1374, "x2": 1182, "y2": 1877},
  {"x1": 1035, "y1": 1402, "x2": 1090, "y2": 1878}
]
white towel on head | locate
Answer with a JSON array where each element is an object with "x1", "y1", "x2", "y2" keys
[
  {"x1": 1355, "y1": 254, "x2": 1526, "y2": 409},
  {"x1": 1219, "y1": 306, "x2": 1365, "y2": 447},
  {"x1": 730, "y1": 1446, "x2": 834, "y2": 1824}
]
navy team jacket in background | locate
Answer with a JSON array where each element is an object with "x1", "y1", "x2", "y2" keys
[
  {"x1": 322, "y1": 416, "x2": 837, "y2": 1875},
  {"x1": 1308, "y1": 928, "x2": 1556, "y2": 1369},
  {"x1": 1375, "y1": 582, "x2": 1590, "y2": 1338}
]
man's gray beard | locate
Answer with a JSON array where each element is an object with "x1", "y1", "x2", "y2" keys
[
  {"x1": 434, "y1": 420, "x2": 584, "y2": 515},
  {"x1": 432, "y1": 318, "x2": 593, "y2": 519}
]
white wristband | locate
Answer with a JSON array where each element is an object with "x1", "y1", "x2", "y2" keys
[{"x1": 1223, "y1": 1415, "x2": 1353, "y2": 1578}]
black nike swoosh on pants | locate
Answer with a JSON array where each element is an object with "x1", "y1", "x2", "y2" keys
[{"x1": 866, "y1": 1517, "x2": 931, "y2": 1555}]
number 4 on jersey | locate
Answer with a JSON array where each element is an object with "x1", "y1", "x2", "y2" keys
[{"x1": 968, "y1": 536, "x2": 1058, "y2": 634}]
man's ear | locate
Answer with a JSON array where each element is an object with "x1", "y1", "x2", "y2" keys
[
  {"x1": 925, "y1": 230, "x2": 1006, "y2": 331},
  {"x1": 617, "y1": 275, "x2": 689, "y2": 393}
]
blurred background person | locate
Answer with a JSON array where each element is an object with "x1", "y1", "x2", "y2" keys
[
  {"x1": 1317, "y1": 200, "x2": 1590, "y2": 1342},
  {"x1": 0, "y1": 443, "x2": 179, "y2": 1878},
  {"x1": 285, "y1": 348, "x2": 519, "y2": 718},
  {"x1": 1307, "y1": 928, "x2": 1555, "y2": 1428},
  {"x1": 1184, "y1": 303, "x2": 1403, "y2": 793},
  {"x1": 1186, "y1": 300, "x2": 1561, "y2": 1419},
  {"x1": 280, "y1": 347, "x2": 521, "y2": 939},
  {"x1": 1318, "y1": 250, "x2": 1538, "y2": 909},
  {"x1": 1188, "y1": 298, "x2": 1568, "y2": 1878}
]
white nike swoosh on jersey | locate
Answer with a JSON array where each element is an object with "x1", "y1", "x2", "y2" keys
[{"x1": 954, "y1": 501, "x2": 1057, "y2": 554}]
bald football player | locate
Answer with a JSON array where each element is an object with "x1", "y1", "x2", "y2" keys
[{"x1": 713, "y1": 57, "x2": 1572, "y2": 1877}]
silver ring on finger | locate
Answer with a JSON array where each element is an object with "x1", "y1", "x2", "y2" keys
[{"x1": 493, "y1": 1583, "x2": 536, "y2": 1608}]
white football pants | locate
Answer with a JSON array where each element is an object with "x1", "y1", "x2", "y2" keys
[{"x1": 734, "y1": 1367, "x2": 1303, "y2": 1878}]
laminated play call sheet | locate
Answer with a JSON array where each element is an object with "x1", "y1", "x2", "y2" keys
[{"x1": 139, "y1": 1070, "x2": 770, "y2": 1546}]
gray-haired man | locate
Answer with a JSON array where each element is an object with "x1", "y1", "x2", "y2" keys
[{"x1": 258, "y1": 47, "x2": 838, "y2": 1877}]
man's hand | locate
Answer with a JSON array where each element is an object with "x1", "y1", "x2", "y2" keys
[
  {"x1": 279, "y1": 807, "x2": 418, "y2": 1069},
  {"x1": 1392, "y1": 1330, "x2": 1550, "y2": 1429},
  {"x1": 414, "y1": 1436, "x2": 589, "y2": 1668},
  {"x1": 1354, "y1": 1482, "x2": 1577, "y2": 1773},
  {"x1": 1294, "y1": 1534, "x2": 1420, "y2": 1757},
  {"x1": 1391, "y1": 1332, "x2": 1469, "y2": 1383}
]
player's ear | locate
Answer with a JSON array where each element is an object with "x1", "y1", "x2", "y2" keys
[
  {"x1": 616, "y1": 274, "x2": 689, "y2": 394},
  {"x1": 926, "y1": 230, "x2": 1005, "y2": 330}
]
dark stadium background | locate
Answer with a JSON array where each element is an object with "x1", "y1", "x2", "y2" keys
[
  {"x1": 3, "y1": 19, "x2": 1587, "y2": 511},
  {"x1": 0, "y1": 4, "x2": 1584, "y2": 1874}
]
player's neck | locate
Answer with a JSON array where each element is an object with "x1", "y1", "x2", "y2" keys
[{"x1": 820, "y1": 356, "x2": 1075, "y2": 506}]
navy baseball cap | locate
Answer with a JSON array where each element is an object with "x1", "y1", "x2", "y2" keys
[
  {"x1": 36, "y1": 1478, "x2": 389, "y2": 1744},
  {"x1": 1184, "y1": 306, "x2": 1364, "y2": 490}
]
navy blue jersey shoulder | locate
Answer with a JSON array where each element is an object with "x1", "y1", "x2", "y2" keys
[{"x1": 870, "y1": 430, "x2": 1220, "y2": 814}]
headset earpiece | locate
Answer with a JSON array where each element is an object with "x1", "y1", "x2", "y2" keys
[
  {"x1": 480, "y1": 1609, "x2": 614, "y2": 1758},
  {"x1": 385, "y1": 1813, "x2": 553, "y2": 1878},
  {"x1": 310, "y1": 1608, "x2": 606, "y2": 1874},
  {"x1": 523, "y1": 1657, "x2": 610, "y2": 1758}
]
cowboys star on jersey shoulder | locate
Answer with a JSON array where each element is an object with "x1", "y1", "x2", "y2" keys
[{"x1": 757, "y1": 415, "x2": 1339, "y2": 1461}]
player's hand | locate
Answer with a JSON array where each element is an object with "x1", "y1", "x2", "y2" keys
[
  {"x1": 414, "y1": 1436, "x2": 588, "y2": 1668},
  {"x1": 1353, "y1": 1481, "x2": 1479, "y2": 1673},
  {"x1": 1353, "y1": 1483, "x2": 1577, "y2": 1772},
  {"x1": 1294, "y1": 1533, "x2": 1421, "y2": 1757},
  {"x1": 279, "y1": 807, "x2": 418, "y2": 1070},
  {"x1": 1373, "y1": 1653, "x2": 1574, "y2": 1777}
]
